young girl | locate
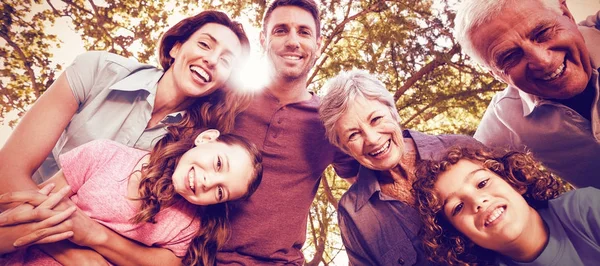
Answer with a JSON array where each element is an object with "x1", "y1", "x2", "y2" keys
[
  {"x1": 413, "y1": 146, "x2": 600, "y2": 266},
  {"x1": 1, "y1": 127, "x2": 263, "y2": 266}
]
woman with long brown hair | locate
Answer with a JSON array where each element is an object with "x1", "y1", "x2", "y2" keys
[
  {"x1": 413, "y1": 146, "x2": 600, "y2": 265},
  {"x1": 1, "y1": 127, "x2": 263, "y2": 265}
]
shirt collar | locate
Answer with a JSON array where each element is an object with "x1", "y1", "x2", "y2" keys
[{"x1": 109, "y1": 67, "x2": 164, "y2": 93}]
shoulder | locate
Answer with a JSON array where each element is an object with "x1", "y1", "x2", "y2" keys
[
  {"x1": 487, "y1": 85, "x2": 523, "y2": 109},
  {"x1": 550, "y1": 187, "x2": 600, "y2": 210},
  {"x1": 73, "y1": 51, "x2": 156, "y2": 73}
]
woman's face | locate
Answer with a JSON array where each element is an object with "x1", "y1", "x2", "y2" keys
[
  {"x1": 434, "y1": 159, "x2": 536, "y2": 253},
  {"x1": 334, "y1": 96, "x2": 404, "y2": 171},
  {"x1": 172, "y1": 130, "x2": 254, "y2": 206},
  {"x1": 168, "y1": 23, "x2": 243, "y2": 98}
]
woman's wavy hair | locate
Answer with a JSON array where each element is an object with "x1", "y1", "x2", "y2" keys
[
  {"x1": 158, "y1": 10, "x2": 253, "y2": 134},
  {"x1": 413, "y1": 146, "x2": 565, "y2": 265},
  {"x1": 130, "y1": 127, "x2": 263, "y2": 266}
]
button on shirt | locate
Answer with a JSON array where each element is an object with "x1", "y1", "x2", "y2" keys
[
  {"x1": 338, "y1": 130, "x2": 481, "y2": 266},
  {"x1": 34, "y1": 51, "x2": 182, "y2": 183},
  {"x1": 474, "y1": 23, "x2": 600, "y2": 189}
]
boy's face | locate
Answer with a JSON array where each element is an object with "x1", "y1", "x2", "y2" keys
[{"x1": 434, "y1": 159, "x2": 535, "y2": 252}]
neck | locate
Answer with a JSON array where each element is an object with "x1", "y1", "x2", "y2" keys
[
  {"x1": 152, "y1": 70, "x2": 195, "y2": 126},
  {"x1": 266, "y1": 76, "x2": 312, "y2": 105},
  {"x1": 499, "y1": 207, "x2": 548, "y2": 262},
  {"x1": 388, "y1": 138, "x2": 417, "y2": 182},
  {"x1": 556, "y1": 79, "x2": 595, "y2": 121}
]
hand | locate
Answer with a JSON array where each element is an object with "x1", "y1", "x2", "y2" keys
[{"x1": 0, "y1": 184, "x2": 76, "y2": 253}]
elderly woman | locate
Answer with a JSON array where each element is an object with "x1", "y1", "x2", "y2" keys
[{"x1": 319, "y1": 69, "x2": 481, "y2": 265}]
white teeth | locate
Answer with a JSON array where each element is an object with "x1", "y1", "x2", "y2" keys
[
  {"x1": 485, "y1": 206, "x2": 505, "y2": 226},
  {"x1": 188, "y1": 168, "x2": 195, "y2": 192},
  {"x1": 368, "y1": 140, "x2": 390, "y2": 156},
  {"x1": 190, "y1": 66, "x2": 211, "y2": 82},
  {"x1": 283, "y1": 55, "x2": 301, "y2": 60},
  {"x1": 541, "y1": 62, "x2": 565, "y2": 81}
]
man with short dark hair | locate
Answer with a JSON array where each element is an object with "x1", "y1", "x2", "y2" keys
[
  {"x1": 455, "y1": 0, "x2": 600, "y2": 188},
  {"x1": 218, "y1": 0, "x2": 359, "y2": 264}
]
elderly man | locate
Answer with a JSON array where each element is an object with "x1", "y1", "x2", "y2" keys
[{"x1": 455, "y1": 0, "x2": 600, "y2": 188}]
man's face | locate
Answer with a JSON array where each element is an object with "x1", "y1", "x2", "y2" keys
[
  {"x1": 261, "y1": 6, "x2": 322, "y2": 82},
  {"x1": 470, "y1": 0, "x2": 592, "y2": 99}
]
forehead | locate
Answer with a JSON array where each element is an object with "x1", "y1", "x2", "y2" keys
[
  {"x1": 192, "y1": 23, "x2": 242, "y2": 56},
  {"x1": 435, "y1": 159, "x2": 483, "y2": 197},
  {"x1": 265, "y1": 6, "x2": 317, "y2": 32},
  {"x1": 468, "y1": 1, "x2": 562, "y2": 62}
]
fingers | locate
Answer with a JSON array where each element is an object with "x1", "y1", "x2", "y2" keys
[
  {"x1": 13, "y1": 206, "x2": 77, "y2": 247},
  {"x1": 38, "y1": 183, "x2": 56, "y2": 195},
  {"x1": 36, "y1": 185, "x2": 71, "y2": 210},
  {"x1": 0, "y1": 191, "x2": 49, "y2": 206},
  {"x1": 0, "y1": 208, "x2": 64, "y2": 226}
]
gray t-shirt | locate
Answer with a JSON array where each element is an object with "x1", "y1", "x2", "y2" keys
[
  {"x1": 34, "y1": 51, "x2": 181, "y2": 183},
  {"x1": 500, "y1": 187, "x2": 600, "y2": 266}
]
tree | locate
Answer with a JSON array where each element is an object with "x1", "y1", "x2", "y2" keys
[{"x1": 2, "y1": 0, "x2": 503, "y2": 264}]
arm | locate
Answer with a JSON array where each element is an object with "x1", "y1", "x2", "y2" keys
[{"x1": 0, "y1": 72, "x2": 79, "y2": 196}]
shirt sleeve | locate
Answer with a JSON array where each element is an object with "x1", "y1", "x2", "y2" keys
[
  {"x1": 338, "y1": 204, "x2": 376, "y2": 266},
  {"x1": 558, "y1": 187, "x2": 600, "y2": 244},
  {"x1": 58, "y1": 139, "x2": 118, "y2": 193},
  {"x1": 473, "y1": 94, "x2": 522, "y2": 151},
  {"x1": 331, "y1": 148, "x2": 360, "y2": 178},
  {"x1": 65, "y1": 51, "x2": 108, "y2": 105},
  {"x1": 578, "y1": 10, "x2": 600, "y2": 30},
  {"x1": 158, "y1": 208, "x2": 200, "y2": 257}
]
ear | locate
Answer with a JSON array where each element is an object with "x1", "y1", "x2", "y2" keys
[
  {"x1": 488, "y1": 69, "x2": 507, "y2": 83},
  {"x1": 169, "y1": 43, "x2": 182, "y2": 59},
  {"x1": 260, "y1": 31, "x2": 267, "y2": 52},
  {"x1": 315, "y1": 36, "x2": 323, "y2": 58},
  {"x1": 195, "y1": 129, "x2": 221, "y2": 145},
  {"x1": 558, "y1": 0, "x2": 575, "y2": 22}
]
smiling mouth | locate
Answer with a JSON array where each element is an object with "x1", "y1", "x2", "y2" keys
[
  {"x1": 540, "y1": 61, "x2": 566, "y2": 81},
  {"x1": 188, "y1": 168, "x2": 196, "y2": 193},
  {"x1": 368, "y1": 140, "x2": 391, "y2": 157},
  {"x1": 281, "y1": 55, "x2": 303, "y2": 61},
  {"x1": 484, "y1": 206, "x2": 506, "y2": 227},
  {"x1": 190, "y1": 66, "x2": 211, "y2": 82}
]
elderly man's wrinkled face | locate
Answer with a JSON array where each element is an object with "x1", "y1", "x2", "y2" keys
[
  {"x1": 334, "y1": 96, "x2": 405, "y2": 171},
  {"x1": 470, "y1": 0, "x2": 592, "y2": 99}
]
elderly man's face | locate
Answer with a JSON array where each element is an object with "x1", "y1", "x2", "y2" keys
[
  {"x1": 470, "y1": 0, "x2": 592, "y2": 99},
  {"x1": 334, "y1": 96, "x2": 405, "y2": 171}
]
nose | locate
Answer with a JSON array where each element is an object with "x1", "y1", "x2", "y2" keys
[
  {"x1": 525, "y1": 46, "x2": 553, "y2": 71},
  {"x1": 363, "y1": 127, "x2": 380, "y2": 146},
  {"x1": 285, "y1": 32, "x2": 300, "y2": 49},
  {"x1": 203, "y1": 51, "x2": 219, "y2": 68},
  {"x1": 201, "y1": 173, "x2": 215, "y2": 191},
  {"x1": 474, "y1": 198, "x2": 489, "y2": 213}
]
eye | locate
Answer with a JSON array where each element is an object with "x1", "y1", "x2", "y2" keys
[
  {"x1": 216, "y1": 156, "x2": 222, "y2": 171},
  {"x1": 371, "y1": 116, "x2": 383, "y2": 124},
  {"x1": 452, "y1": 202, "x2": 464, "y2": 216},
  {"x1": 273, "y1": 27, "x2": 286, "y2": 35},
  {"x1": 220, "y1": 57, "x2": 231, "y2": 68},
  {"x1": 299, "y1": 29, "x2": 311, "y2": 36},
  {"x1": 348, "y1": 132, "x2": 359, "y2": 141},
  {"x1": 477, "y1": 178, "x2": 489, "y2": 189},
  {"x1": 535, "y1": 27, "x2": 553, "y2": 43},
  {"x1": 217, "y1": 186, "x2": 224, "y2": 202},
  {"x1": 498, "y1": 50, "x2": 522, "y2": 71},
  {"x1": 198, "y1": 41, "x2": 210, "y2": 49}
]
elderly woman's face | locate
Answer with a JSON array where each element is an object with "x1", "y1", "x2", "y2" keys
[{"x1": 334, "y1": 96, "x2": 405, "y2": 171}]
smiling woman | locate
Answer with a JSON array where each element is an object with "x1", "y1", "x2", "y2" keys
[{"x1": 0, "y1": 9, "x2": 254, "y2": 266}]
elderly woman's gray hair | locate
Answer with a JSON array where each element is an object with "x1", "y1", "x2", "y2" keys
[
  {"x1": 453, "y1": 0, "x2": 561, "y2": 67},
  {"x1": 319, "y1": 69, "x2": 399, "y2": 151}
]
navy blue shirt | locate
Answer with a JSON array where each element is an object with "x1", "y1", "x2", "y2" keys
[{"x1": 338, "y1": 130, "x2": 481, "y2": 265}]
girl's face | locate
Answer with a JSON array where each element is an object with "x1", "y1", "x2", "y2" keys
[
  {"x1": 333, "y1": 96, "x2": 404, "y2": 171},
  {"x1": 434, "y1": 159, "x2": 536, "y2": 252},
  {"x1": 168, "y1": 23, "x2": 243, "y2": 98},
  {"x1": 172, "y1": 130, "x2": 254, "y2": 205}
]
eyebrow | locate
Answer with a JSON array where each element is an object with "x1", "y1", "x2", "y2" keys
[
  {"x1": 442, "y1": 167, "x2": 487, "y2": 208},
  {"x1": 526, "y1": 21, "x2": 552, "y2": 40},
  {"x1": 343, "y1": 110, "x2": 377, "y2": 135},
  {"x1": 199, "y1": 33, "x2": 235, "y2": 56}
]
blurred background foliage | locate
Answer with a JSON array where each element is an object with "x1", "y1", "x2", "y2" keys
[{"x1": 1, "y1": 0, "x2": 505, "y2": 264}]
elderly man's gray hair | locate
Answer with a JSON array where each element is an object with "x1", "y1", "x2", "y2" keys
[
  {"x1": 319, "y1": 69, "x2": 399, "y2": 151},
  {"x1": 453, "y1": 0, "x2": 561, "y2": 67}
]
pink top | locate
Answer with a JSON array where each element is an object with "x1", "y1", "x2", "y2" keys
[{"x1": 2, "y1": 140, "x2": 199, "y2": 265}]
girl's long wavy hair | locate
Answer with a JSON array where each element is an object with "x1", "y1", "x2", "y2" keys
[
  {"x1": 130, "y1": 127, "x2": 263, "y2": 266},
  {"x1": 413, "y1": 146, "x2": 565, "y2": 266}
]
